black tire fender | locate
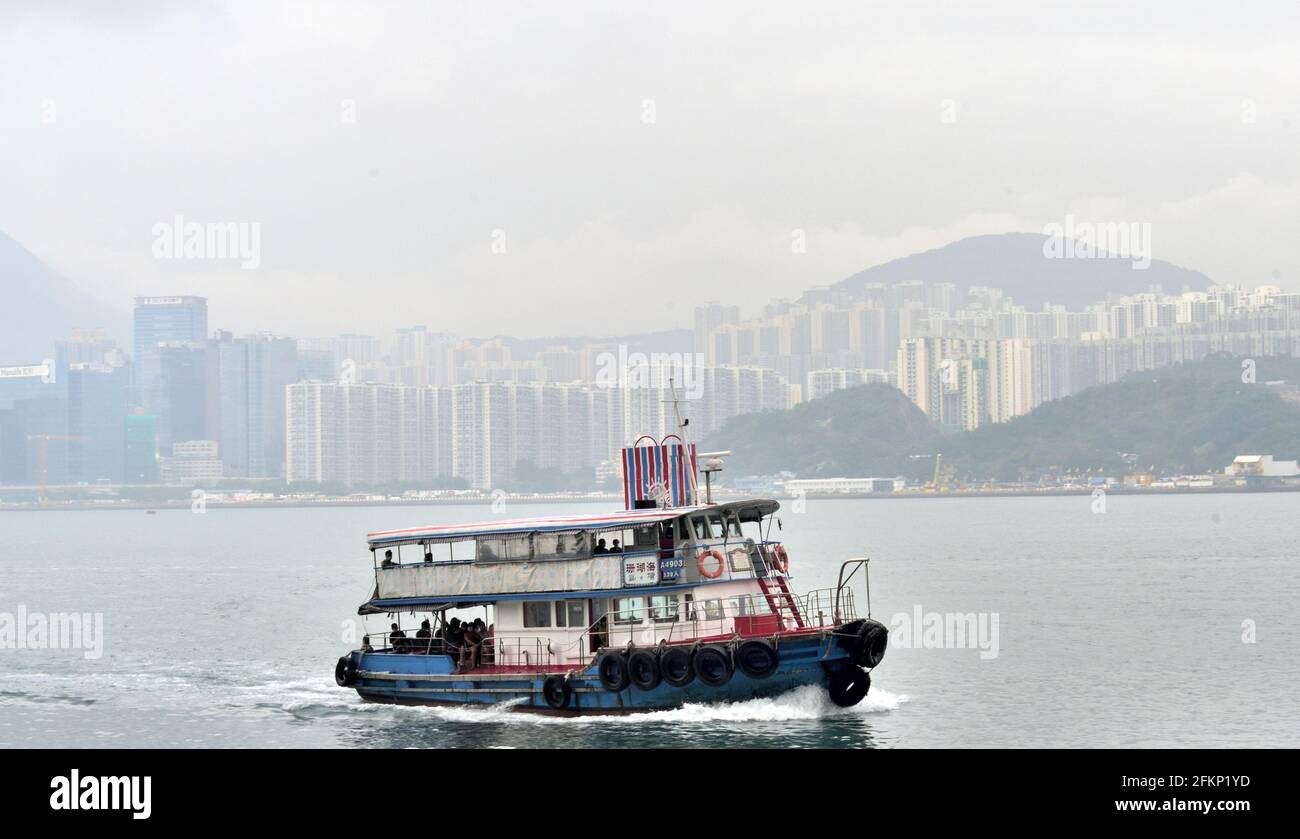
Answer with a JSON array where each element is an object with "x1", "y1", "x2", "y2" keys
[
  {"x1": 627, "y1": 649, "x2": 662, "y2": 691},
  {"x1": 597, "y1": 652, "x2": 631, "y2": 692},
  {"x1": 694, "y1": 645, "x2": 734, "y2": 687},
  {"x1": 660, "y1": 646, "x2": 695, "y2": 687},
  {"x1": 828, "y1": 666, "x2": 871, "y2": 708},
  {"x1": 335, "y1": 655, "x2": 357, "y2": 687},
  {"x1": 542, "y1": 674, "x2": 571, "y2": 709},
  {"x1": 736, "y1": 639, "x2": 779, "y2": 679},
  {"x1": 855, "y1": 620, "x2": 889, "y2": 668}
]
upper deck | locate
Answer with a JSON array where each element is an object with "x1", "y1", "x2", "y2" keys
[{"x1": 360, "y1": 499, "x2": 783, "y2": 612}]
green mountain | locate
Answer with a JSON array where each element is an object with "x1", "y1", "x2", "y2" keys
[
  {"x1": 701, "y1": 382, "x2": 941, "y2": 480},
  {"x1": 703, "y1": 355, "x2": 1300, "y2": 482}
]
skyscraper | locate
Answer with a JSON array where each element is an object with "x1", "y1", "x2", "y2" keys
[
  {"x1": 67, "y1": 361, "x2": 131, "y2": 483},
  {"x1": 210, "y1": 332, "x2": 298, "y2": 479},
  {"x1": 140, "y1": 342, "x2": 210, "y2": 453},
  {"x1": 132, "y1": 296, "x2": 208, "y2": 401}
]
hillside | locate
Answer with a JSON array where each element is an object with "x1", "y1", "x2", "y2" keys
[
  {"x1": 704, "y1": 355, "x2": 1300, "y2": 482},
  {"x1": 830, "y1": 232, "x2": 1213, "y2": 309},
  {"x1": 700, "y1": 383, "x2": 940, "y2": 479},
  {"x1": 945, "y1": 355, "x2": 1300, "y2": 480},
  {"x1": 0, "y1": 230, "x2": 128, "y2": 362}
]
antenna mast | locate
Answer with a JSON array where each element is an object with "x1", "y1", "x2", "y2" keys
[{"x1": 664, "y1": 376, "x2": 700, "y2": 504}]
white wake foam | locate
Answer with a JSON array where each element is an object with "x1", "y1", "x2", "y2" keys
[{"x1": 270, "y1": 681, "x2": 908, "y2": 725}]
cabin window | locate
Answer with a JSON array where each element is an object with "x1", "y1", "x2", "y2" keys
[
  {"x1": 592, "y1": 530, "x2": 629, "y2": 555},
  {"x1": 703, "y1": 599, "x2": 725, "y2": 621},
  {"x1": 725, "y1": 514, "x2": 744, "y2": 538},
  {"x1": 690, "y1": 516, "x2": 712, "y2": 540},
  {"x1": 632, "y1": 525, "x2": 659, "y2": 549},
  {"x1": 522, "y1": 601, "x2": 552, "y2": 628},
  {"x1": 554, "y1": 600, "x2": 586, "y2": 628},
  {"x1": 707, "y1": 513, "x2": 726, "y2": 539},
  {"x1": 613, "y1": 596, "x2": 645, "y2": 624},
  {"x1": 649, "y1": 595, "x2": 680, "y2": 623},
  {"x1": 534, "y1": 531, "x2": 589, "y2": 562},
  {"x1": 476, "y1": 535, "x2": 531, "y2": 563}
]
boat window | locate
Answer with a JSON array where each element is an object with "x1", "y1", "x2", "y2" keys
[
  {"x1": 649, "y1": 595, "x2": 679, "y2": 623},
  {"x1": 613, "y1": 596, "x2": 645, "y2": 624},
  {"x1": 476, "y1": 534, "x2": 531, "y2": 563},
  {"x1": 534, "y1": 531, "x2": 589, "y2": 562},
  {"x1": 690, "y1": 515, "x2": 711, "y2": 540},
  {"x1": 523, "y1": 601, "x2": 552, "y2": 628},
  {"x1": 449, "y1": 540, "x2": 475, "y2": 562},
  {"x1": 707, "y1": 512, "x2": 726, "y2": 539},
  {"x1": 593, "y1": 528, "x2": 631, "y2": 555},
  {"x1": 725, "y1": 513, "x2": 744, "y2": 538},
  {"x1": 703, "y1": 599, "x2": 725, "y2": 621},
  {"x1": 632, "y1": 525, "x2": 659, "y2": 548},
  {"x1": 554, "y1": 600, "x2": 586, "y2": 628}
]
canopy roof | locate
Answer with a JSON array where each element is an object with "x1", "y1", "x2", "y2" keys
[{"x1": 365, "y1": 499, "x2": 780, "y2": 549}]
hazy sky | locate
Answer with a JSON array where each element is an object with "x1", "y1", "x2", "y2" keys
[{"x1": 2, "y1": 1, "x2": 1298, "y2": 340}]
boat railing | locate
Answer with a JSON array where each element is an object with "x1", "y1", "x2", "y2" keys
[
  {"x1": 567, "y1": 586, "x2": 857, "y2": 653},
  {"x1": 373, "y1": 537, "x2": 788, "y2": 581},
  {"x1": 370, "y1": 633, "x2": 556, "y2": 668}
]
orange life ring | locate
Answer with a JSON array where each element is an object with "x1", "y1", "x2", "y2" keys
[
  {"x1": 772, "y1": 545, "x2": 789, "y2": 573},
  {"x1": 697, "y1": 549, "x2": 725, "y2": 579}
]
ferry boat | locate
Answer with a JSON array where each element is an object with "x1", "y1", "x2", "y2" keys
[{"x1": 333, "y1": 437, "x2": 889, "y2": 714}]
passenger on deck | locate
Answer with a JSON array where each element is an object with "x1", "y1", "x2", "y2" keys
[
  {"x1": 381, "y1": 550, "x2": 395, "y2": 568},
  {"x1": 610, "y1": 539, "x2": 622, "y2": 554},
  {"x1": 461, "y1": 620, "x2": 482, "y2": 669},
  {"x1": 446, "y1": 618, "x2": 463, "y2": 662},
  {"x1": 361, "y1": 634, "x2": 374, "y2": 653},
  {"x1": 388, "y1": 622, "x2": 406, "y2": 652},
  {"x1": 593, "y1": 538, "x2": 607, "y2": 555},
  {"x1": 416, "y1": 619, "x2": 433, "y2": 654},
  {"x1": 423, "y1": 549, "x2": 434, "y2": 563}
]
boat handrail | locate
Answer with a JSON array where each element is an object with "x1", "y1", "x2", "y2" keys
[
  {"x1": 369, "y1": 633, "x2": 557, "y2": 669},
  {"x1": 364, "y1": 585, "x2": 855, "y2": 665},
  {"x1": 372, "y1": 536, "x2": 786, "y2": 574},
  {"x1": 563, "y1": 585, "x2": 857, "y2": 655}
]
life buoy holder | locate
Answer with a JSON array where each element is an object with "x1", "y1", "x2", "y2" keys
[
  {"x1": 771, "y1": 545, "x2": 789, "y2": 573},
  {"x1": 697, "y1": 549, "x2": 725, "y2": 579}
]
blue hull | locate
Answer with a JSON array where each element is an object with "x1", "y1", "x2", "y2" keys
[{"x1": 344, "y1": 633, "x2": 859, "y2": 714}]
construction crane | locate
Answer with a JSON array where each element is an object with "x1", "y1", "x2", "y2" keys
[
  {"x1": 928, "y1": 452, "x2": 956, "y2": 492},
  {"x1": 910, "y1": 452, "x2": 956, "y2": 492},
  {"x1": 25, "y1": 434, "x2": 85, "y2": 505}
]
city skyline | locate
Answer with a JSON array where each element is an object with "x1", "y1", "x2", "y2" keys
[{"x1": 2, "y1": 258, "x2": 1296, "y2": 492}]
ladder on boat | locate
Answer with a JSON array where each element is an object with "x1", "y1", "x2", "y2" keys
[{"x1": 756, "y1": 574, "x2": 805, "y2": 629}]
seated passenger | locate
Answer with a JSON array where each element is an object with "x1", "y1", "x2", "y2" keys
[
  {"x1": 446, "y1": 618, "x2": 463, "y2": 660},
  {"x1": 361, "y1": 634, "x2": 374, "y2": 653},
  {"x1": 461, "y1": 621, "x2": 482, "y2": 669},
  {"x1": 593, "y1": 538, "x2": 608, "y2": 555},
  {"x1": 423, "y1": 549, "x2": 434, "y2": 563},
  {"x1": 388, "y1": 622, "x2": 407, "y2": 653},
  {"x1": 609, "y1": 539, "x2": 622, "y2": 554},
  {"x1": 381, "y1": 550, "x2": 395, "y2": 568},
  {"x1": 415, "y1": 619, "x2": 433, "y2": 654}
]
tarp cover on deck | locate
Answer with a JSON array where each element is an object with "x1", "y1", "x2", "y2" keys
[{"x1": 375, "y1": 554, "x2": 625, "y2": 600}]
